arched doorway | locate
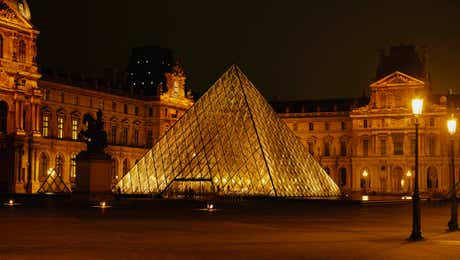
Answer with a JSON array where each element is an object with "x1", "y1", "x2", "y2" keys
[
  {"x1": 427, "y1": 166, "x2": 438, "y2": 192},
  {"x1": 339, "y1": 167, "x2": 347, "y2": 187},
  {"x1": 391, "y1": 166, "x2": 403, "y2": 193},
  {"x1": 0, "y1": 101, "x2": 8, "y2": 133}
]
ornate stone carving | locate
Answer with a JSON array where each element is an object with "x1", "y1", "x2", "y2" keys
[{"x1": 0, "y1": 3, "x2": 16, "y2": 20}]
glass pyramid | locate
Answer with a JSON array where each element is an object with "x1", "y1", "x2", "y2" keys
[
  {"x1": 37, "y1": 171, "x2": 71, "y2": 194},
  {"x1": 116, "y1": 65, "x2": 340, "y2": 197}
]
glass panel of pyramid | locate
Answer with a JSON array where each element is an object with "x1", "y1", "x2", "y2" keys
[
  {"x1": 116, "y1": 65, "x2": 340, "y2": 197},
  {"x1": 37, "y1": 170, "x2": 71, "y2": 194}
]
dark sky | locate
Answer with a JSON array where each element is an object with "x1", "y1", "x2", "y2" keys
[{"x1": 28, "y1": 0, "x2": 460, "y2": 100}]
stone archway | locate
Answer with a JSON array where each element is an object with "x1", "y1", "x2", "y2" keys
[
  {"x1": 0, "y1": 100, "x2": 8, "y2": 133},
  {"x1": 391, "y1": 166, "x2": 403, "y2": 193}
]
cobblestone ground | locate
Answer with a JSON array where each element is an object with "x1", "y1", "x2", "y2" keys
[{"x1": 1, "y1": 197, "x2": 460, "y2": 259}]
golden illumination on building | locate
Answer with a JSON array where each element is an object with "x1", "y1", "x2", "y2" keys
[{"x1": 117, "y1": 65, "x2": 340, "y2": 197}]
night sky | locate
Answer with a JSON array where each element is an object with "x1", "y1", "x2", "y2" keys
[{"x1": 29, "y1": 0, "x2": 460, "y2": 100}]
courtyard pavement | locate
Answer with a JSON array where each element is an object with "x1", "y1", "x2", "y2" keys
[{"x1": 1, "y1": 196, "x2": 460, "y2": 259}]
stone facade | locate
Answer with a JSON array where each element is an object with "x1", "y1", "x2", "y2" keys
[
  {"x1": 274, "y1": 71, "x2": 456, "y2": 195},
  {"x1": 0, "y1": 1, "x2": 193, "y2": 193}
]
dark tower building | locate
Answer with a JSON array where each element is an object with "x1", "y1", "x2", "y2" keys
[
  {"x1": 126, "y1": 46, "x2": 175, "y2": 96},
  {"x1": 376, "y1": 44, "x2": 429, "y2": 83}
]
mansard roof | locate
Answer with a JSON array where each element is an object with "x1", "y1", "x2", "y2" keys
[{"x1": 270, "y1": 97, "x2": 369, "y2": 114}]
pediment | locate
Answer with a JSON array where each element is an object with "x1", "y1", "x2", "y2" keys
[
  {"x1": 0, "y1": 1, "x2": 33, "y2": 29},
  {"x1": 370, "y1": 71, "x2": 425, "y2": 88}
]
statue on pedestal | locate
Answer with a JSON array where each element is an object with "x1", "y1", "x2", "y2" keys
[{"x1": 79, "y1": 110, "x2": 108, "y2": 155}]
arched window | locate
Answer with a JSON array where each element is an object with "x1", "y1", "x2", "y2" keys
[
  {"x1": 340, "y1": 168, "x2": 347, "y2": 187},
  {"x1": 18, "y1": 40, "x2": 26, "y2": 63},
  {"x1": 55, "y1": 154, "x2": 64, "y2": 177},
  {"x1": 70, "y1": 154, "x2": 77, "y2": 182},
  {"x1": 39, "y1": 153, "x2": 48, "y2": 178},
  {"x1": 122, "y1": 159, "x2": 129, "y2": 175},
  {"x1": 111, "y1": 159, "x2": 118, "y2": 179},
  {"x1": 0, "y1": 101, "x2": 8, "y2": 133}
]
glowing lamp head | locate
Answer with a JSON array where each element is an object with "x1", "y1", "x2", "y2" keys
[
  {"x1": 362, "y1": 170, "x2": 368, "y2": 177},
  {"x1": 411, "y1": 98, "x2": 423, "y2": 116},
  {"x1": 8, "y1": 199, "x2": 14, "y2": 205},
  {"x1": 100, "y1": 201, "x2": 107, "y2": 208},
  {"x1": 207, "y1": 203, "x2": 214, "y2": 210},
  {"x1": 447, "y1": 116, "x2": 457, "y2": 136}
]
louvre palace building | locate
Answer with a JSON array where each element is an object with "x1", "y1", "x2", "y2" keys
[{"x1": 0, "y1": 0, "x2": 457, "y2": 196}]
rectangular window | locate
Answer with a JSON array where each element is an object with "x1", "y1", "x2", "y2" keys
[
  {"x1": 42, "y1": 115, "x2": 49, "y2": 137},
  {"x1": 73, "y1": 96, "x2": 79, "y2": 105},
  {"x1": 111, "y1": 126, "x2": 117, "y2": 144},
  {"x1": 43, "y1": 90, "x2": 49, "y2": 101},
  {"x1": 340, "y1": 141, "x2": 347, "y2": 156},
  {"x1": 363, "y1": 119, "x2": 368, "y2": 128},
  {"x1": 57, "y1": 117, "x2": 64, "y2": 139},
  {"x1": 59, "y1": 92, "x2": 64, "y2": 103},
  {"x1": 394, "y1": 135, "x2": 404, "y2": 155},
  {"x1": 124, "y1": 104, "x2": 128, "y2": 114},
  {"x1": 309, "y1": 122, "x2": 314, "y2": 131},
  {"x1": 429, "y1": 136, "x2": 435, "y2": 155},
  {"x1": 134, "y1": 129, "x2": 139, "y2": 146},
  {"x1": 380, "y1": 139, "x2": 386, "y2": 155},
  {"x1": 308, "y1": 142, "x2": 314, "y2": 155},
  {"x1": 147, "y1": 130, "x2": 153, "y2": 147},
  {"x1": 363, "y1": 139, "x2": 369, "y2": 156},
  {"x1": 112, "y1": 102, "x2": 117, "y2": 112},
  {"x1": 324, "y1": 142, "x2": 330, "y2": 156},
  {"x1": 325, "y1": 122, "x2": 330, "y2": 131},
  {"x1": 149, "y1": 107, "x2": 153, "y2": 117},
  {"x1": 71, "y1": 119, "x2": 78, "y2": 140},
  {"x1": 341, "y1": 121, "x2": 346, "y2": 130},
  {"x1": 135, "y1": 107, "x2": 139, "y2": 116}
]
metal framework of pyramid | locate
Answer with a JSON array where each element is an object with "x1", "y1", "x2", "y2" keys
[
  {"x1": 116, "y1": 65, "x2": 340, "y2": 197},
  {"x1": 37, "y1": 172, "x2": 71, "y2": 194}
]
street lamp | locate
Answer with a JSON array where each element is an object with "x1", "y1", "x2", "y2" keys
[
  {"x1": 409, "y1": 98, "x2": 424, "y2": 241},
  {"x1": 362, "y1": 170, "x2": 369, "y2": 193},
  {"x1": 447, "y1": 115, "x2": 458, "y2": 231}
]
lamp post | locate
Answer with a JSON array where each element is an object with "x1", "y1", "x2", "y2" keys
[
  {"x1": 447, "y1": 115, "x2": 458, "y2": 231},
  {"x1": 409, "y1": 98, "x2": 423, "y2": 241}
]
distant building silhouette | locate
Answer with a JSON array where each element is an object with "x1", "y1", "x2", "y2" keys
[
  {"x1": 126, "y1": 46, "x2": 175, "y2": 96},
  {"x1": 376, "y1": 44, "x2": 429, "y2": 83}
]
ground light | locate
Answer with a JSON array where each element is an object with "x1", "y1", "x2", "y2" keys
[
  {"x1": 92, "y1": 201, "x2": 111, "y2": 209},
  {"x1": 198, "y1": 202, "x2": 218, "y2": 212},
  {"x1": 4, "y1": 199, "x2": 21, "y2": 206}
]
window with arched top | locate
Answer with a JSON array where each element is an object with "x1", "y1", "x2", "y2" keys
[
  {"x1": 39, "y1": 153, "x2": 48, "y2": 178},
  {"x1": 122, "y1": 159, "x2": 129, "y2": 175},
  {"x1": 18, "y1": 40, "x2": 26, "y2": 63},
  {"x1": 55, "y1": 154, "x2": 64, "y2": 177},
  {"x1": 0, "y1": 101, "x2": 8, "y2": 133},
  {"x1": 340, "y1": 168, "x2": 347, "y2": 187},
  {"x1": 70, "y1": 154, "x2": 77, "y2": 182}
]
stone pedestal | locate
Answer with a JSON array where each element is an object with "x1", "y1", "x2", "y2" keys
[{"x1": 75, "y1": 151, "x2": 113, "y2": 202}]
